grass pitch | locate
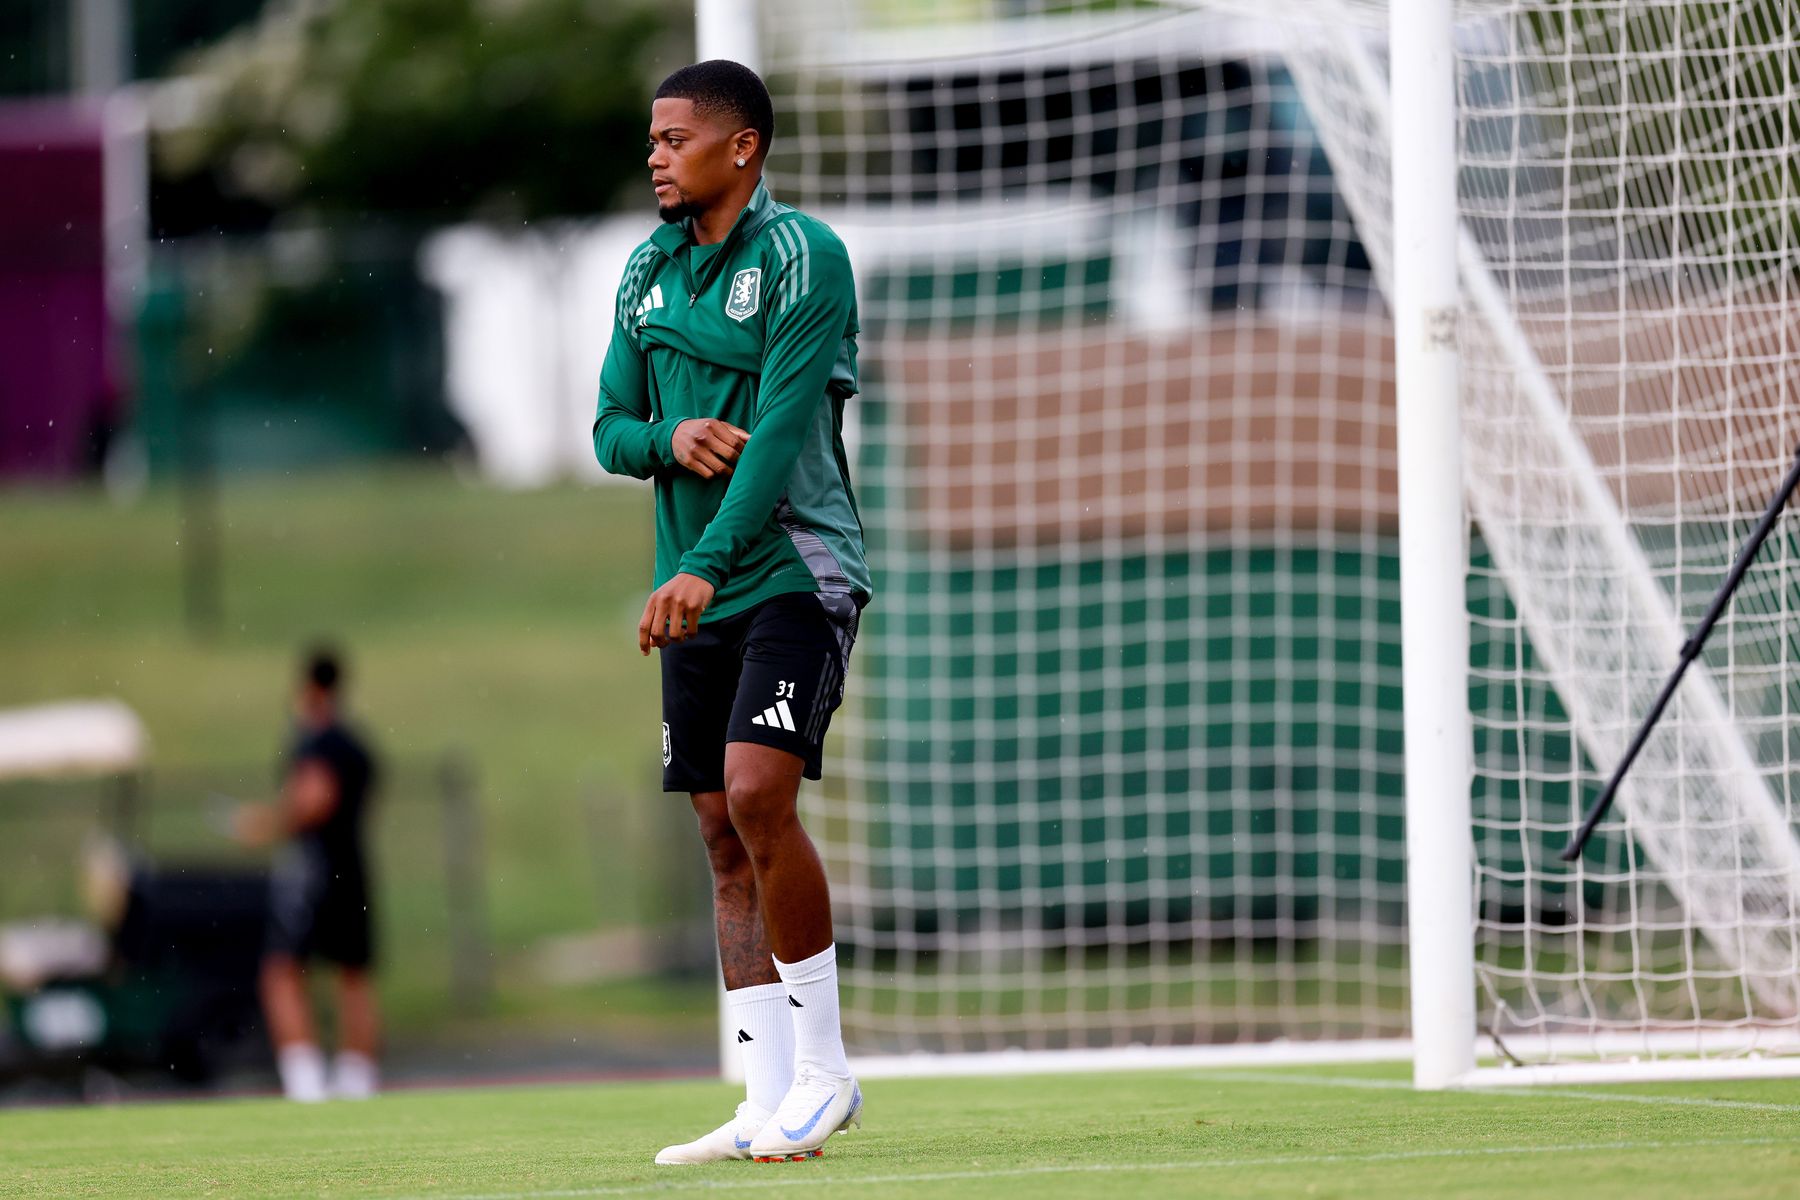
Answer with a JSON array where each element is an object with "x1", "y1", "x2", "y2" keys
[{"x1": 5, "y1": 1062, "x2": 1799, "y2": 1199}]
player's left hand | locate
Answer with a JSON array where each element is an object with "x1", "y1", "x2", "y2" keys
[{"x1": 638, "y1": 573, "x2": 716, "y2": 654}]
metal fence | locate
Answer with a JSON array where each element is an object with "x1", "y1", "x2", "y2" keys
[{"x1": 0, "y1": 751, "x2": 492, "y2": 1016}]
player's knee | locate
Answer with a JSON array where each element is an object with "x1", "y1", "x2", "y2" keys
[
  {"x1": 692, "y1": 795, "x2": 751, "y2": 877},
  {"x1": 724, "y1": 782, "x2": 796, "y2": 857},
  {"x1": 701, "y1": 822, "x2": 752, "y2": 880}
]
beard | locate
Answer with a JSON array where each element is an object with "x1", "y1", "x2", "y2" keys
[{"x1": 658, "y1": 194, "x2": 702, "y2": 225}]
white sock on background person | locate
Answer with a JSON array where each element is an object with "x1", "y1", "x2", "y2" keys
[
  {"x1": 330, "y1": 1050, "x2": 380, "y2": 1099},
  {"x1": 772, "y1": 943, "x2": 852, "y2": 1079},
  {"x1": 725, "y1": 981, "x2": 797, "y2": 1113},
  {"x1": 277, "y1": 1042, "x2": 328, "y2": 1102}
]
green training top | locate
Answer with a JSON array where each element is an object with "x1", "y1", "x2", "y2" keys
[{"x1": 593, "y1": 180, "x2": 872, "y2": 624}]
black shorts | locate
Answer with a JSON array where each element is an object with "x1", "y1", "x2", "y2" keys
[
  {"x1": 265, "y1": 846, "x2": 374, "y2": 969},
  {"x1": 661, "y1": 591, "x2": 859, "y2": 792}
]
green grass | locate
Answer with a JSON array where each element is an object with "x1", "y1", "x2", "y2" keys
[
  {"x1": 4, "y1": 1063, "x2": 1799, "y2": 1198},
  {"x1": 0, "y1": 468, "x2": 702, "y2": 1036}
]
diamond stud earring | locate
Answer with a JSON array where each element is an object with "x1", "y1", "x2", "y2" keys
[{"x1": 735, "y1": 158, "x2": 746, "y2": 167}]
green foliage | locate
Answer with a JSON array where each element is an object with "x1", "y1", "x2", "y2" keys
[
  {"x1": 0, "y1": 0, "x2": 69, "y2": 96},
  {"x1": 156, "y1": 0, "x2": 685, "y2": 222}
]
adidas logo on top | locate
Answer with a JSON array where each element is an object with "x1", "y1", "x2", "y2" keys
[
  {"x1": 635, "y1": 283, "x2": 664, "y2": 325},
  {"x1": 751, "y1": 699, "x2": 797, "y2": 732}
]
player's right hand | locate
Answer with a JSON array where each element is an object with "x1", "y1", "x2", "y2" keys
[
  {"x1": 231, "y1": 802, "x2": 281, "y2": 848},
  {"x1": 638, "y1": 572, "x2": 716, "y2": 655},
  {"x1": 672, "y1": 418, "x2": 750, "y2": 479}
]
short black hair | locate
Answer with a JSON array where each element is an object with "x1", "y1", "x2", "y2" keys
[
  {"x1": 654, "y1": 60, "x2": 774, "y2": 155},
  {"x1": 304, "y1": 645, "x2": 343, "y2": 693}
]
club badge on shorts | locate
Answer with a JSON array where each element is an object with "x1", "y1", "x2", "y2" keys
[
  {"x1": 662, "y1": 722, "x2": 672, "y2": 767},
  {"x1": 726, "y1": 267, "x2": 761, "y2": 322}
]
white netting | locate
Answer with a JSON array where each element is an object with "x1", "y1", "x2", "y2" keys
[
  {"x1": 768, "y1": 0, "x2": 1401, "y2": 1054},
  {"x1": 1448, "y1": 1, "x2": 1800, "y2": 1061},
  {"x1": 1290, "y1": 0, "x2": 1800, "y2": 1064},
  {"x1": 765, "y1": 0, "x2": 1800, "y2": 1064}
]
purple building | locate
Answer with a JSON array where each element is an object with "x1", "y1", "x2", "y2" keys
[{"x1": 0, "y1": 100, "x2": 120, "y2": 479}]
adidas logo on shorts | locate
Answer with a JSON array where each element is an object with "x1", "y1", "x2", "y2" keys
[{"x1": 750, "y1": 699, "x2": 797, "y2": 732}]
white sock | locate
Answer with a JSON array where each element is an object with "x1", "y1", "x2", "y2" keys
[
  {"x1": 330, "y1": 1050, "x2": 379, "y2": 1099},
  {"x1": 725, "y1": 981, "x2": 795, "y2": 1113},
  {"x1": 277, "y1": 1043, "x2": 327, "y2": 1103},
  {"x1": 772, "y1": 943, "x2": 851, "y2": 1079}
]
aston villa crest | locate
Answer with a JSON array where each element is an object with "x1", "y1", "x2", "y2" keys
[{"x1": 726, "y1": 267, "x2": 762, "y2": 321}]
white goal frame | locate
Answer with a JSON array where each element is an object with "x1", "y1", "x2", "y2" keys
[
  {"x1": 1387, "y1": 0, "x2": 1476, "y2": 1091},
  {"x1": 696, "y1": 0, "x2": 1800, "y2": 1090}
]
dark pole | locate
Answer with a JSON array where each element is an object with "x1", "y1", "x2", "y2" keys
[
  {"x1": 439, "y1": 749, "x2": 493, "y2": 1014},
  {"x1": 177, "y1": 381, "x2": 222, "y2": 640},
  {"x1": 1561, "y1": 442, "x2": 1800, "y2": 862}
]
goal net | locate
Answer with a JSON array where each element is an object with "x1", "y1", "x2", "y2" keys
[{"x1": 754, "y1": 0, "x2": 1800, "y2": 1073}]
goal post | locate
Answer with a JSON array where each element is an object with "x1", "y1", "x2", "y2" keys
[
  {"x1": 692, "y1": 0, "x2": 1800, "y2": 1087},
  {"x1": 1389, "y1": 0, "x2": 1476, "y2": 1092}
]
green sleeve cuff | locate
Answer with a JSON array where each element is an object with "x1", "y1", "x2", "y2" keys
[
  {"x1": 675, "y1": 557, "x2": 723, "y2": 589},
  {"x1": 653, "y1": 418, "x2": 683, "y2": 467}
]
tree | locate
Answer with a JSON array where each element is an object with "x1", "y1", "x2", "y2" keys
[{"x1": 155, "y1": 0, "x2": 682, "y2": 227}]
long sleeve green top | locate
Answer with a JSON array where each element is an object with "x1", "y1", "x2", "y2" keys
[{"x1": 593, "y1": 181, "x2": 871, "y2": 624}]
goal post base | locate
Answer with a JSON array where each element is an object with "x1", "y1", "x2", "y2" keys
[
  {"x1": 1453, "y1": 1057, "x2": 1800, "y2": 1089},
  {"x1": 848, "y1": 1039, "x2": 1414, "y2": 1080},
  {"x1": 842, "y1": 1035, "x2": 1800, "y2": 1086}
]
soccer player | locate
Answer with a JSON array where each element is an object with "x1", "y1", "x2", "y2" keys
[
  {"x1": 234, "y1": 647, "x2": 381, "y2": 1102},
  {"x1": 593, "y1": 60, "x2": 870, "y2": 1164}
]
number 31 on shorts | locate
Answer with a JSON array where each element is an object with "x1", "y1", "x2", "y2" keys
[{"x1": 775, "y1": 680, "x2": 796, "y2": 699}]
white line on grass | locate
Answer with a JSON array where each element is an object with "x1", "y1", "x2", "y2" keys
[
  {"x1": 420, "y1": 1135, "x2": 1797, "y2": 1200},
  {"x1": 1196, "y1": 1069, "x2": 1800, "y2": 1113}
]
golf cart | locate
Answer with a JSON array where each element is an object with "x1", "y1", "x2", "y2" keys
[{"x1": 0, "y1": 700, "x2": 269, "y2": 1097}]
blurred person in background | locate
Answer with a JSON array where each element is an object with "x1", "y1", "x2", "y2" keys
[{"x1": 234, "y1": 646, "x2": 381, "y2": 1101}]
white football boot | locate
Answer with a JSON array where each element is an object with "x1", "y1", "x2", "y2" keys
[
  {"x1": 654, "y1": 1101, "x2": 771, "y2": 1165},
  {"x1": 747, "y1": 1066, "x2": 862, "y2": 1162}
]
